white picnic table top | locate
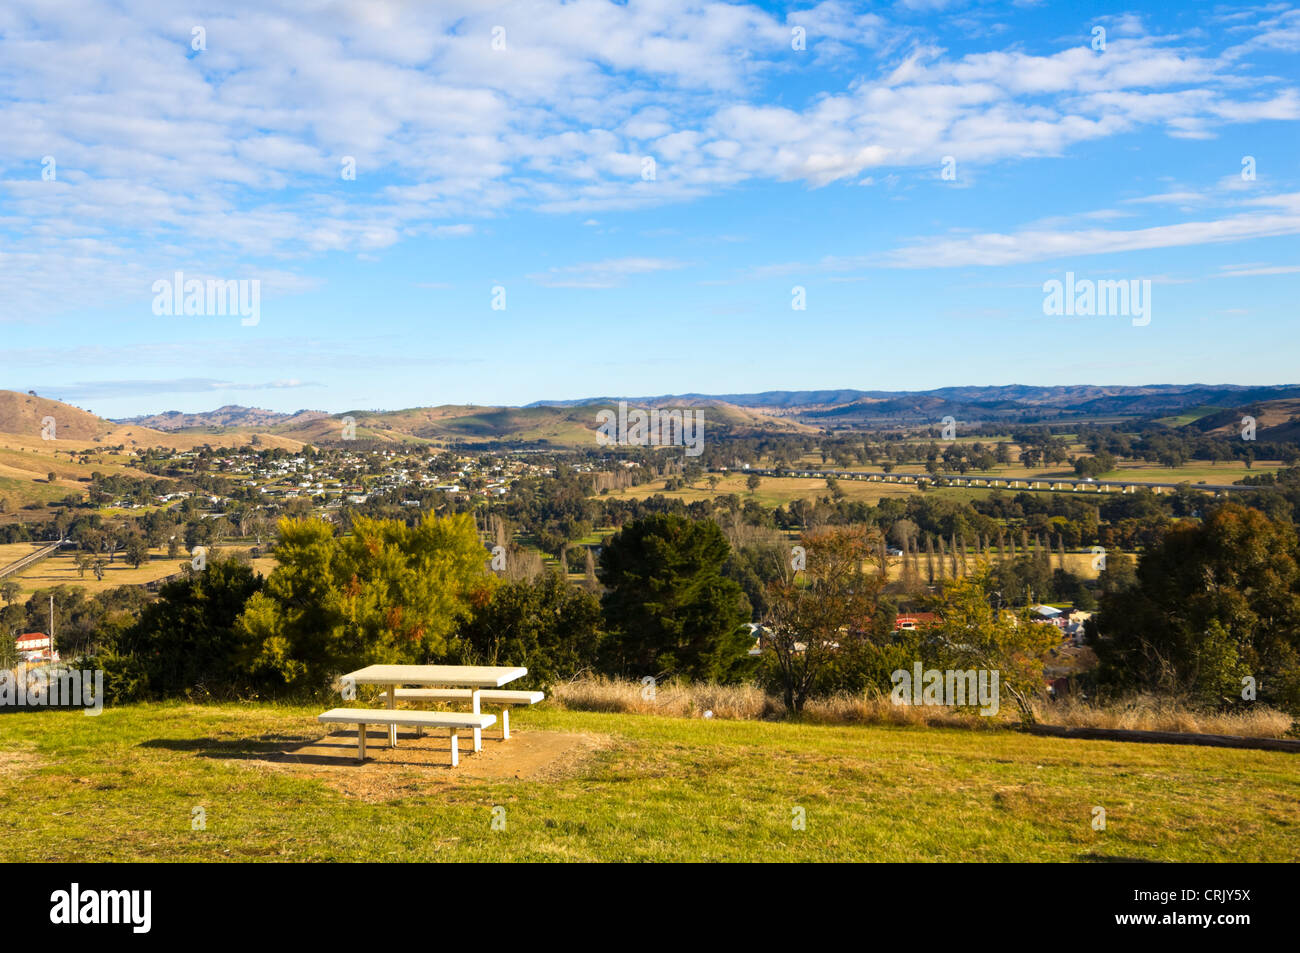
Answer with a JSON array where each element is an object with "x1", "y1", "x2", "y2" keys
[{"x1": 342, "y1": 664, "x2": 527, "y2": 688}]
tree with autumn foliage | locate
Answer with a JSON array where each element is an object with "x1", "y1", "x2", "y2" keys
[
  {"x1": 920, "y1": 565, "x2": 1059, "y2": 720},
  {"x1": 763, "y1": 524, "x2": 888, "y2": 712},
  {"x1": 236, "y1": 513, "x2": 490, "y2": 691}
]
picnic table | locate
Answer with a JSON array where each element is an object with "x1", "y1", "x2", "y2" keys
[{"x1": 341, "y1": 664, "x2": 527, "y2": 750}]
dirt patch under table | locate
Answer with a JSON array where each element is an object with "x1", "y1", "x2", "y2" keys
[{"x1": 244, "y1": 725, "x2": 612, "y2": 801}]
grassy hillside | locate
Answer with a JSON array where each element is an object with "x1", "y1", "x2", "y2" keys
[
  {"x1": 0, "y1": 703, "x2": 1293, "y2": 862},
  {"x1": 266, "y1": 399, "x2": 812, "y2": 447},
  {"x1": 1192, "y1": 397, "x2": 1300, "y2": 443},
  {"x1": 1153, "y1": 405, "x2": 1225, "y2": 427},
  {"x1": 0, "y1": 390, "x2": 303, "y2": 457},
  {"x1": 0, "y1": 391, "x2": 112, "y2": 441}
]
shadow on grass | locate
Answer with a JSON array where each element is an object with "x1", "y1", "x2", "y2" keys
[
  {"x1": 140, "y1": 734, "x2": 307, "y2": 753},
  {"x1": 1076, "y1": 853, "x2": 1165, "y2": 863},
  {"x1": 139, "y1": 728, "x2": 460, "y2": 768}
]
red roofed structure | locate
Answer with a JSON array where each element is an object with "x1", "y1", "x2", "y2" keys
[
  {"x1": 894, "y1": 612, "x2": 938, "y2": 632},
  {"x1": 15, "y1": 632, "x2": 57, "y2": 661}
]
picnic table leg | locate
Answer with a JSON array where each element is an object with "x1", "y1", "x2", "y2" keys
[
  {"x1": 387, "y1": 687, "x2": 397, "y2": 748},
  {"x1": 449, "y1": 729, "x2": 459, "y2": 767},
  {"x1": 357, "y1": 723, "x2": 367, "y2": 762},
  {"x1": 502, "y1": 708, "x2": 510, "y2": 741},
  {"x1": 471, "y1": 689, "x2": 482, "y2": 752}
]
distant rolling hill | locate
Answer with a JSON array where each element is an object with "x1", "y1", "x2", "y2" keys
[
  {"x1": 267, "y1": 399, "x2": 814, "y2": 446},
  {"x1": 115, "y1": 405, "x2": 328, "y2": 432},
  {"x1": 529, "y1": 384, "x2": 1300, "y2": 427},
  {"x1": 1189, "y1": 398, "x2": 1300, "y2": 443},
  {"x1": 0, "y1": 391, "x2": 308, "y2": 509},
  {"x1": 0, "y1": 391, "x2": 116, "y2": 441},
  {"x1": 0, "y1": 391, "x2": 304, "y2": 451},
  {"x1": 528, "y1": 390, "x2": 882, "y2": 409}
]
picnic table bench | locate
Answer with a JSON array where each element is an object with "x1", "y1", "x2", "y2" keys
[
  {"x1": 318, "y1": 708, "x2": 496, "y2": 766},
  {"x1": 320, "y1": 664, "x2": 530, "y2": 767},
  {"x1": 379, "y1": 688, "x2": 544, "y2": 740}
]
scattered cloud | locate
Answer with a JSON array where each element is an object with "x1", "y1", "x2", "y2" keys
[
  {"x1": 40, "y1": 377, "x2": 319, "y2": 401},
  {"x1": 528, "y1": 256, "x2": 686, "y2": 288},
  {"x1": 1215, "y1": 263, "x2": 1300, "y2": 277},
  {"x1": 1, "y1": 0, "x2": 1296, "y2": 315},
  {"x1": 886, "y1": 193, "x2": 1300, "y2": 267}
]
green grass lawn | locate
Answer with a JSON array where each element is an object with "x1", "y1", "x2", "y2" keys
[{"x1": 1, "y1": 703, "x2": 1295, "y2": 862}]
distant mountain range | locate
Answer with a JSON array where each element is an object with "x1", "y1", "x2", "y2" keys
[
  {"x1": 530, "y1": 384, "x2": 1300, "y2": 413},
  {"x1": 2, "y1": 383, "x2": 1296, "y2": 450},
  {"x1": 528, "y1": 384, "x2": 1300, "y2": 427},
  {"x1": 109, "y1": 383, "x2": 1300, "y2": 435}
]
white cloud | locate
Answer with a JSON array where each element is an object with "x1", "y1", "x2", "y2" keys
[
  {"x1": 528, "y1": 256, "x2": 686, "y2": 288},
  {"x1": 886, "y1": 193, "x2": 1300, "y2": 267},
  {"x1": 1215, "y1": 263, "x2": 1300, "y2": 277},
  {"x1": 1123, "y1": 191, "x2": 1208, "y2": 205}
]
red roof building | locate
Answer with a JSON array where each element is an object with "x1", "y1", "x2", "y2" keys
[
  {"x1": 15, "y1": 632, "x2": 57, "y2": 661},
  {"x1": 894, "y1": 613, "x2": 938, "y2": 631}
]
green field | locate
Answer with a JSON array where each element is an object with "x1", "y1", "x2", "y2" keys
[
  {"x1": 593, "y1": 465, "x2": 1270, "y2": 516},
  {"x1": 1, "y1": 702, "x2": 1295, "y2": 862},
  {"x1": 599, "y1": 472, "x2": 921, "y2": 507}
]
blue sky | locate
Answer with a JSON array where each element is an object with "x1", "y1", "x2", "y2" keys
[{"x1": 2, "y1": 0, "x2": 1298, "y2": 417}]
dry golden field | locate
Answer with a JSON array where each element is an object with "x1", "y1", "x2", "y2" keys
[{"x1": 5, "y1": 545, "x2": 279, "y2": 596}]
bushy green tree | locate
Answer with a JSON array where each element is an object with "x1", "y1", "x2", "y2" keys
[
  {"x1": 124, "y1": 535, "x2": 150, "y2": 569},
  {"x1": 104, "y1": 557, "x2": 263, "y2": 699},
  {"x1": 236, "y1": 513, "x2": 489, "y2": 691},
  {"x1": 722, "y1": 542, "x2": 786, "y2": 621},
  {"x1": 456, "y1": 570, "x2": 602, "y2": 688},
  {"x1": 598, "y1": 514, "x2": 752, "y2": 681},
  {"x1": 1094, "y1": 504, "x2": 1300, "y2": 709}
]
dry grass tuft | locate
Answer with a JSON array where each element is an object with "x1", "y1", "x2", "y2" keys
[
  {"x1": 550, "y1": 678, "x2": 1297, "y2": 738},
  {"x1": 550, "y1": 676, "x2": 780, "y2": 720},
  {"x1": 1032, "y1": 693, "x2": 1294, "y2": 738},
  {"x1": 549, "y1": 677, "x2": 999, "y2": 727}
]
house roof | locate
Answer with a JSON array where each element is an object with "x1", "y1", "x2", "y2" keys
[{"x1": 895, "y1": 612, "x2": 938, "y2": 629}]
